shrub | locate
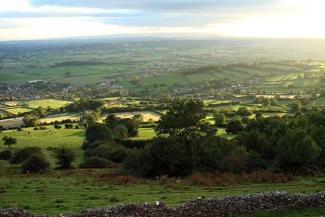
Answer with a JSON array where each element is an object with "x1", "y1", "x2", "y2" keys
[
  {"x1": 0, "y1": 150, "x2": 12, "y2": 161},
  {"x1": 82, "y1": 141, "x2": 102, "y2": 151},
  {"x1": 119, "y1": 139, "x2": 147, "y2": 149},
  {"x1": 114, "y1": 125, "x2": 128, "y2": 139},
  {"x1": 226, "y1": 119, "x2": 244, "y2": 134},
  {"x1": 21, "y1": 153, "x2": 50, "y2": 173},
  {"x1": 10, "y1": 147, "x2": 42, "y2": 164},
  {"x1": 54, "y1": 124, "x2": 62, "y2": 129},
  {"x1": 86, "y1": 124, "x2": 114, "y2": 143},
  {"x1": 214, "y1": 113, "x2": 226, "y2": 127},
  {"x1": 86, "y1": 143, "x2": 128, "y2": 163},
  {"x1": 194, "y1": 136, "x2": 249, "y2": 173},
  {"x1": 277, "y1": 129, "x2": 321, "y2": 168},
  {"x1": 124, "y1": 136, "x2": 193, "y2": 177},
  {"x1": 54, "y1": 147, "x2": 75, "y2": 169},
  {"x1": 79, "y1": 157, "x2": 111, "y2": 168},
  {"x1": 237, "y1": 107, "x2": 253, "y2": 117},
  {"x1": 65, "y1": 123, "x2": 73, "y2": 129}
]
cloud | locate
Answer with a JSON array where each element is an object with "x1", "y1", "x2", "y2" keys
[
  {"x1": 1, "y1": 0, "x2": 325, "y2": 40},
  {"x1": 29, "y1": 0, "x2": 278, "y2": 11}
]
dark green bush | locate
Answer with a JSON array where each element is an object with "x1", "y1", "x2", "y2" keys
[
  {"x1": 10, "y1": 147, "x2": 42, "y2": 164},
  {"x1": 0, "y1": 150, "x2": 12, "y2": 161},
  {"x1": 124, "y1": 136, "x2": 193, "y2": 177},
  {"x1": 65, "y1": 123, "x2": 73, "y2": 129},
  {"x1": 54, "y1": 147, "x2": 75, "y2": 169},
  {"x1": 86, "y1": 143, "x2": 128, "y2": 163},
  {"x1": 79, "y1": 157, "x2": 111, "y2": 168},
  {"x1": 86, "y1": 124, "x2": 114, "y2": 142},
  {"x1": 226, "y1": 119, "x2": 244, "y2": 134},
  {"x1": 21, "y1": 153, "x2": 50, "y2": 173}
]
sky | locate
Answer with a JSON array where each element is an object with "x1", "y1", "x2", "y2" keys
[{"x1": 0, "y1": 0, "x2": 325, "y2": 40}]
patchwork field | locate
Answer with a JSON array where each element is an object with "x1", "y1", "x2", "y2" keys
[{"x1": 0, "y1": 99, "x2": 72, "y2": 116}]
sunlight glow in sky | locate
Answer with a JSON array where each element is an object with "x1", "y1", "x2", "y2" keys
[{"x1": 0, "y1": 0, "x2": 325, "y2": 40}]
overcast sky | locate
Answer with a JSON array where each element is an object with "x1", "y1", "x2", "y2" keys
[{"x1": 0, "y1": 0, "x2": 325, "y2": 40}]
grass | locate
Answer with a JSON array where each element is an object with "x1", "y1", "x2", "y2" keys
[
  {"x1": 40, "y1": 113, "x2": 80, "y2": 124},
  {"x1": 4, "y1": 107, "x2": 33, "y2": 115},
  {"x1": 140, "y1": 74, "x2": 190, "y2": 86},
  {"x1": 111, "y1": 111, "x2": 161, "y2": 122},
  {"x1": 25, "y1": 99, "x2": 72, "y2": 109},
  {"x1": 0, "y1": 173, "x2": 324, "y2": 215},
  {"x1": 0, "y1": 117, "x2": 24, "y2": 129},
  {"x1": 131, "y1": 127, "x2": 156, "y2": 140},
  {"x1": 0, "y1": 126, "x2": 85, "y2": 167}
]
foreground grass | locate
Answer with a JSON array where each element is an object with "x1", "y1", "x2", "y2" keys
[{"x1": 0, "y1": 171, "x2": 324, "y2": 215}]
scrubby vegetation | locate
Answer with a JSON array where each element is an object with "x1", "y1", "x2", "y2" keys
[{"x1": 121, "y1": 100, "x2": 325, "y2": 177}]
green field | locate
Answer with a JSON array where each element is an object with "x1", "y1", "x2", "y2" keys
[
  {"x1": 0, "y1": 173, "x2": 324, "y2": 215},
  {"x1": 40, "y1": 113, "x2": 80, "y2": 124},
  {"x1": 131, "y1": 127, "x2": 156, "y2": 140},
  {"x1": 25, "y1": 99, "x2": 72, "y2": 109},
  {"x1": 0, "y1": 126, "x2": 85, "y2": 167}
]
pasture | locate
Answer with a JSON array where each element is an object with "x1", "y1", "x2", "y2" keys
[
  {"x1": 110, "y1": 111, "x2": 161, "y2": 122},
  {"x1": 0, "y1": 172, "x2": 324, "y2": 215},
  {"x1": 0, "y1": 117, "x2": 24, "y2": 129},
  {"x1": 0, "y1": 99, "x2": 72, "y2": 116},
  {"x1": 25, "y1": 99, "x2": 72, "y2": 109},
  {"x1": 0, "y1": 126, "x2": 85, "y2": 167},
  {"x1": 40, "y1": 113, "x2": 80, "y2": 124},
  {"x1": 131, "y1": 127, "x2": 156, "y2": 140}
]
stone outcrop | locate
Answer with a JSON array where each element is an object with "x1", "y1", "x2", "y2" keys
[{"x1": 1, "y1": 192, "x2": 324, "y2": 217}]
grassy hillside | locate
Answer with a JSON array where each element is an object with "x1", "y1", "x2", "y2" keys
[{"x1": 0, "y1": 173, "x2": 323, "y2": 215}]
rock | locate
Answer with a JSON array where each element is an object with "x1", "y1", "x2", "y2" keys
[{"x1": 1, "y1": 192, "x2": 325, "y2": 217}]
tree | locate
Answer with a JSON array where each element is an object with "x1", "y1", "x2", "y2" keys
[
  {"x1": 54, "y1": 147, "x2": 75, "y2": 169},
  {"x1": 106, "y1": 115, "x2": 139, "y2": 138},
  {"x1": 114, "y1": 124, "x2": 128, "y2": 139},
  {"x1": 21, "y1": 153, "x2": 49, "y2": 173},
  {"x1": 105, "y1": 114, "x2": 118, "y2": 127},
  {"x1": 54, "y1": 124, "x2": 62, "y2": 130},
  {"x1": 64, "y1": 123, "x2": 73, "y2": 129},
  {"x1": 277, "y1": 129, "x2": 321, "y2": 168},
  {"x1": 81, "y1": 111, "x2": 100, "y2": 126},
  {"x1": 2, "y1": 136, "x2": 17, "y2": 149},
  {"x1": 214, "y1": 112, "x2": 226, "y2": 127},
  {"x1": 86, "y1": 123, "x2": 114, "y2": 143},
  {"x1": 155, "y1": 99, "x2": 214, "y2": 138},
  {"x1": 226, "y1": 120, "x2": 244, "y2": 134},
  {"x1": 124, "y1": 136, "x2": 193, "y2": 177},
  {"x1": 133, "y1": 114, "x2": 143, "y2": 125},
  {"x1": 23, "y1": 115, "x2": 40, "y2": 127},
  {"x1": 237, "y1": 107, "x2": 252, "y2": 117}
]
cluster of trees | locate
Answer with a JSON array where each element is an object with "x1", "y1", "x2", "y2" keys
[
  {"x1": 237, "y1": 112, "x2": 325, "y2": 170},
  {"x1": 124, "y1": 99, "x2": 325, "y2": 177},
  {"x1": 80, "y1": 114, "x2": 141, "y2": 168},
  {"x1": 65, "y1": 99, "x2": 105, "y2": 113}
]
